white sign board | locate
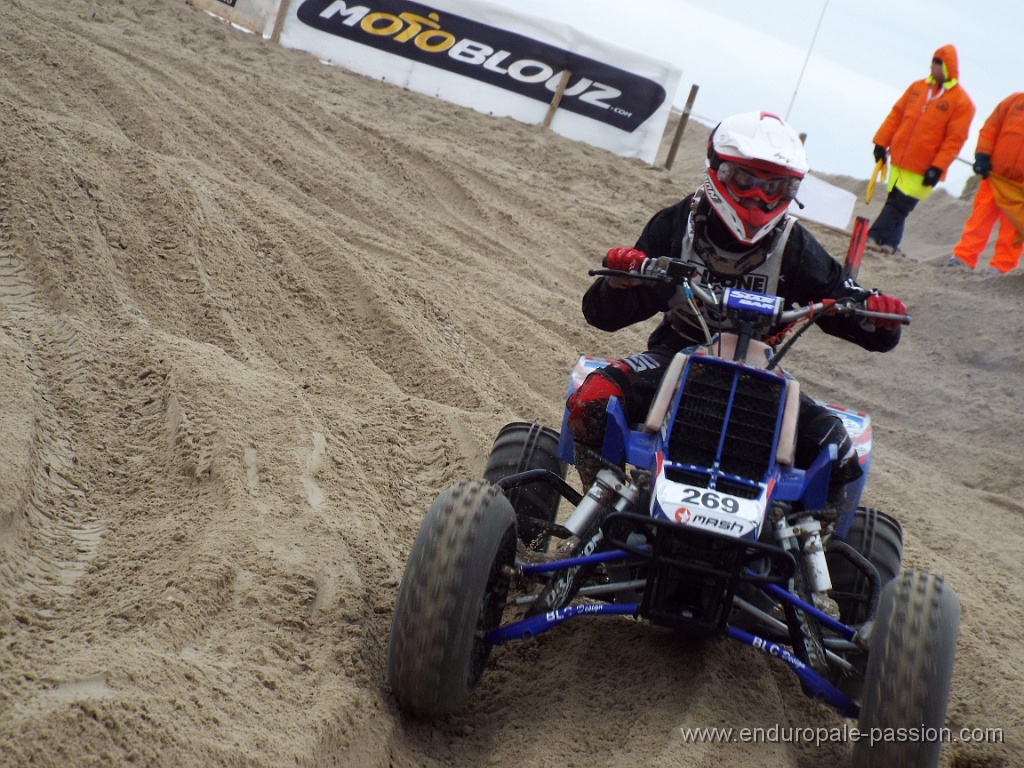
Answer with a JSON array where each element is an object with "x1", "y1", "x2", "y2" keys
[
  {"x1": 187, "y1": 0, "x2": 283, "y2": 38},
  {"x1": 278, "y1": 0, "x2": 681, "y2": 163},
  {"x1": 788, "y1": 173, "x2": 857, "y2": 231}
]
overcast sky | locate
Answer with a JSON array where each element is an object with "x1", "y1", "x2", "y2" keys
[{"x1": 482, "y1": 0, "x2": 1022, "y2": 196}]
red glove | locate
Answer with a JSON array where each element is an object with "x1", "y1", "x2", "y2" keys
[
  {"x1": 604, "y1": 247, "x2": 647, "y2": 273},
  {"x1": 865, "y1": 294, "x2": 906, "y2": 329}
]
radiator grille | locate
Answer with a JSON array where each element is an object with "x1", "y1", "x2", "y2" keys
[{"x1": 667, "y1": 361, "x2": 783, "y2": 490}]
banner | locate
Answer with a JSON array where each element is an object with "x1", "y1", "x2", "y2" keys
[{"x1": 278, "y1": 0, "x2": 681, "y2": 162}]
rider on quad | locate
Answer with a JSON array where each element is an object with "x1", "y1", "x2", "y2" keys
[{"x1": 568, "y1": 111, "x2": 907, "y2": 513}]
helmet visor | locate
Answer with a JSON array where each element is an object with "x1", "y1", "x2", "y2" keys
[{"x1": 716, "y1": 161, "x2": 801, "y2": 205}]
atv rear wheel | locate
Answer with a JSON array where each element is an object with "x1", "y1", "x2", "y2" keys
[
  {"x1": 483, "y1": 422, "x2": 566, "y2": 550},
  {"x1": 386, "y1": 479, "x2": 516, "y2": 717},
  {"x1": 853, "y1": 570, "x2": 960, "y2": 768},
  {"x1": 829, "y1": 507, "x2": 903, "y2": 625}
]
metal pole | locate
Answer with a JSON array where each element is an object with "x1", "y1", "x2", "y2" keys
[{"x1": 785, "y1": 0, "x2": 829, "y2": 122}]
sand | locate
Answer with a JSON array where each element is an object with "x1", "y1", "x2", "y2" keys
[{"x1": 1, "y1": 1, "x2": 1020, "y2": 766}]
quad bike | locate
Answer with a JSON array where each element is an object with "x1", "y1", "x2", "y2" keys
[{"x1": 386, "y1": 255, "x2": 959, "y2": 768}]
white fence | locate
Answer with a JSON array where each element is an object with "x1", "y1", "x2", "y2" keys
[{"x1": 189, "y1": 0, "x2": 681, "y2": 164}]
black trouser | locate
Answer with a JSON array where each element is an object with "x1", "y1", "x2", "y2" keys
[{"x1": 867, "y1": 186, "x2": 919, "y2": 249}]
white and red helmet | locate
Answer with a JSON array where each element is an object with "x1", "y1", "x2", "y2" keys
[{"x1": 704, "y1": 112, "x2": 808, "y2": 245}]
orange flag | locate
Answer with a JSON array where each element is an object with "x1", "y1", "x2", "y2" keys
[{"x1": 988, "y1": 173, "x2": 1024, "y2": 248}]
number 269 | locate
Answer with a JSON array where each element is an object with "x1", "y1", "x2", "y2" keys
[{"x1": 680, "y1": 488, "x2": 739, "y2": 514}]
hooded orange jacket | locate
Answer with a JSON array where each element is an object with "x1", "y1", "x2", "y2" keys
[
  {"x1": 873, "y1": 44, "x2": 975, "y2": 180},
  {"x1": 977, "y1": 92, "x2": 1024, "y2": 184}
]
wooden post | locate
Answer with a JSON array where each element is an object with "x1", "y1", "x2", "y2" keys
[
  {"x1": 271, "y1": 0, "x2": 290, "y2": 44},
  {"x1": 543, "y1": 70, "x2": 572, "y2": 129},
  {"x1": 664, "y1": 84, "x2": 699, "y2": 171}
]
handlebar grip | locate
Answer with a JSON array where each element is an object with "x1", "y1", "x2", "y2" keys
[
  {"x1": 880, "y1": 312, "x2": 911, "y2": 325},
  {"x1": 856, "y1": 309, "x2": 911, "y2": 326}
]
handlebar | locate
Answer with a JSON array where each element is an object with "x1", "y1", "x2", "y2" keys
[{"x1": 589, "y1": 256, "x2": 910, "y2": 328}]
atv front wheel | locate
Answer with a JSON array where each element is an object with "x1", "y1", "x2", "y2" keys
[
  {"x1": 386, "y1": 479, "x2": 516, "y2": 717},
  {"x1": 853, "y1": 570, "x2": 960, "y2": 768}
]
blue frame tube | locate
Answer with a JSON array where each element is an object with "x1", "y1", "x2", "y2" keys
[
  {"x1": 485, "y1": 603, "x2": 859, "y2": 718},
  {"x1": 487, "y1": 603, "x2": 639, "y2": 644},
  {"x1": 760, "y1": 581, "x2": 857, "y2": 640},
  {"x1": 517, "y1": 548, "x2": 635, "y2": 576},
  {"x1": 520, "y1": 558, "x2": 857, "y2": 639},
  {"x1": 728, "y1": 625, "x2": 859, "y2": 718}
]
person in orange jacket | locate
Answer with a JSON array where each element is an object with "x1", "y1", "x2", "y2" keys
[
  {"x1": 950, "y1": 92, "x2": 1024, "y2": 274},
  {"x1": 867, "y1": 45, "x2": 975, "y2": 254}
]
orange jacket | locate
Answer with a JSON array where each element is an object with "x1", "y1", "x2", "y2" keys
[
  {"x1": 977, "y1": 92, "x2": 1024, "y2": 184},
  {"x1": 873, "y1": 44, "x2": 975, "y2": 180}
]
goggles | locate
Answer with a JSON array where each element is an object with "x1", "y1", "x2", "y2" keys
[{"x1": 716, "y1": 161, "x2": 801, "y2": 203}]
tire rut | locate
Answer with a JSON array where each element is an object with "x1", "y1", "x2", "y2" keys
[{"x1": 0, "y1": 237, "x2": 102, "y2": 624}]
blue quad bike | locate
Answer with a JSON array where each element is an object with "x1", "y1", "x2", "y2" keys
[{"x1": 386, "y1": 258, "x2": 959, "y2": 768}]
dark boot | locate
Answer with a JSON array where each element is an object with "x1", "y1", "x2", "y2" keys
[
  {"x1": 826, "y1": 453, "x2": 862, "y2": 511},
  {"x1": 573, "y1": 443, "x2": 605, "y2": 491}
]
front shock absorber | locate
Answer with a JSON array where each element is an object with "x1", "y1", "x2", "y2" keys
[
  {"x1": 560, "y1": 468, "x2": 640, "y2": 541},
  {"x1": 774, "y1": 513, "x2": 832, "y2": 593}
]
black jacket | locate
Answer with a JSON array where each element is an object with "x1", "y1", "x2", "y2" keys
[{"x1": 583, "y1": 196, "x2": 901, "y2": 356}]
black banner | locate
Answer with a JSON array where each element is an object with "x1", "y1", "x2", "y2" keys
[{"x1": 295, "y1": 0, "x2": 668, "y2": 133}]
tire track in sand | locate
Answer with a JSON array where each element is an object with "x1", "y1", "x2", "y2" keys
[{"x1": 0, "y1": 234, "x2": 102, "y2": 625}]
